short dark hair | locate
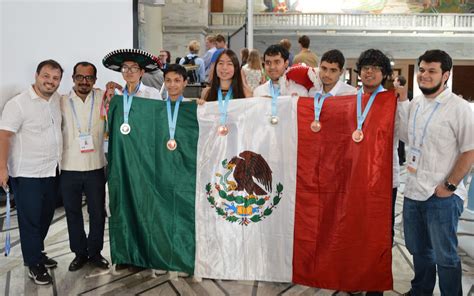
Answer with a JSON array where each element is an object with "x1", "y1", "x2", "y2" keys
[
  {"x1": 263, "y1": 44, "x2": 289, "y2": 62},
  {"x1": 36, "y1": 59, "x2": 64, "y2": 77},
  {"x1": 163, "y1": 64, "x2": 187, "y2": 81},
  {"x1": 355, "y1": 49, "x2": 393, "y2": 83},
  {"x1": 417, "y1": 49, "x2": 452, "y2": 74},
  {"x1": 73, "y1": 61, "x2": 97, "y2": 77},
  {"x1": 298, "y1": 35, "x2": 310, "y2": 48},
  {"x1": 321, "y1": 49, "x2": 345, "y2": 70},
  {"x1": 215, "y1": 34, "x2": 226, "y2": 44}
]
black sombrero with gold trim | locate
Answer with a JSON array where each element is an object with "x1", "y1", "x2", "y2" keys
[{"x1": 102, "y1": 48, "x2": 161, "y2": 72}]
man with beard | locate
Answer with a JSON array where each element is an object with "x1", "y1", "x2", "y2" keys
[
  {"x1": 0, "y1": 60, "x2": 64, "y2": 285},
  {"x1": 397, "y1": 50, "x2": 474, "y2": 296},
  {"x1": 60, "y1": 62, "x2": 109, "y2": 272}
]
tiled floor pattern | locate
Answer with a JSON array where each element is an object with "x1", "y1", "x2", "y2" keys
[{"x1": 1, "y1": 167, "x2": 473, "y2": 295}]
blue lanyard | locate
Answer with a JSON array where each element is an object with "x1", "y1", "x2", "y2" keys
[
  {"x1": 313, "y1": 92, "x2": 332, "y2": 121},
  {"x1": 270, "y1": 82, "x2": 280, "y2": 117},
  {"x1": 166, "y1": 96, "x2": 183, "y2": 140},
  {"x1": 3, "y1": 186, "x2": 10, "y2": 256},
  {"x1": 123, "y1": 83, "x2": 140, "y2": 124},
  {"x1": 412, "y1": 102, "x2": 440, "y2": 147},
  {"x1": 356, "y1": 85, "x2": 384, "y2": 130},
  {"x1": 69, "y1": 91, "x2": 95, "y2": 135},
  {"x1": 218, "y1": 87, "x2": 233, "y2": 125}
]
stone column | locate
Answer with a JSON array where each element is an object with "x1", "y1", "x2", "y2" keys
[{"x1": 162, "y1": 0, "x2": 209, "y2": 62}]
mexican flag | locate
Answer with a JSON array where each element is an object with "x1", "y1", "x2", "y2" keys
[{"x1": 107, "y1": 91, "x2": 396, "y2": 291}]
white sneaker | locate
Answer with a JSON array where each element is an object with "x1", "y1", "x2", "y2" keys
[
  {"x1": 192, "y1": 276, "x2": 202, "y2": 282},
  {"x1": 154, "y1": 269, "x2": 167, "y2": 276},
  {"x1": 177, "y1": 272, "x2": 189, "y2": 277}
]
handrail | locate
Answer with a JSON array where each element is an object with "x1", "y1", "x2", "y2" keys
[{"x1": 209, "y1": 12, "x2": 474, "y2": 31}]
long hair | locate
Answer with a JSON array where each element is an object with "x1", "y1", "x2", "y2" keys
[
  {"x1": 205, "y1": 49, "x2": 246, "y2": 101},
  {"x1": 247, "y1": 49, "x2": 262, "y2": 71}
]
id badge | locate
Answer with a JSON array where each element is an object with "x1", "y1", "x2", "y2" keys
[
  {"x1": 103, "y1": 132, "x2": 109, "y2": 153},
  {"x1": 79, "y1": 134, "x2": 95, "y2": 153},
  {"x1": 407, "y1": 147, "x2": 421, "y2": 173}
]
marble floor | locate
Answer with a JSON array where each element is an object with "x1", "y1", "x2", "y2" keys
[{"x1": 1, "y1": 167, "x2": 473, "y2": 296}]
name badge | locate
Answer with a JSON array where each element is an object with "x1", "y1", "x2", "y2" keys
[
  {"x1": 407, "y1": 147, "x2": 421, "y2": 174},
  {"x1": 103, "y1": 132, "x2": 109, "y2": 153},
  {"x1": 79, "y1": 134, "x2": 95, "y2": 153}
]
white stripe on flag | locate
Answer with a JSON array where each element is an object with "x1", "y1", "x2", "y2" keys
[{"x1": 195, "y1": 97, "x2": 298, "y2": 282}]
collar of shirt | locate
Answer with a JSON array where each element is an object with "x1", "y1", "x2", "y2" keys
[
  {"x1": 68, "y1": 88, "x2": 96, "y2": 103},
  {"x1": 28, "y1": 85, "x2": 44, "y2": 100},
  {"x1": 429, "y1": 87, "x2": 452, "y2": 104},
  {"x1": 317, "y1": 80, "x2": 343, "y2": 96},
  {"x1": 29, "y1": 85, "x2": 60, "y2": 102}
]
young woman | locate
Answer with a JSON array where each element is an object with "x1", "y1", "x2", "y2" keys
[
  {"x1": 200, "y1": 49, "x2": 252, "y2": 102},
  {"x1": 241, "y1": 49, "x2": 266, "y2": 92}
]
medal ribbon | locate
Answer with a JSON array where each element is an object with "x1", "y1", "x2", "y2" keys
[
  {"x1": 412, "y1": 102, "x2": 440, "y2": 147},
  {"x1": 123, "y1": 83, "x2": 141, "y2": 125},
  {"x1": 3, "y1": 185, "x2": 11, "y2": 256},
  {"x1": 313, "y1": 93, "x2": 333, "y2": 121},
  {"x1": 166, "y1": 96, "x2": 183, "y2": 141},
  {"x1": 69, "y1": 90, "x2": 95, "y2": 135},
  {"x1": 270, "y1": 82, "x2": 280, "y2": 118},
  {"x1": 217, "y1": 87, "x2": 233, "y2": 125},
  {"x1": 356, "y1": 85, "x2": 384, "y2": 130}
]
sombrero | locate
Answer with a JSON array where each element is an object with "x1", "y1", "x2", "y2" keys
[{"x1": 102, "y1": 49, "x2": 161, "y2": 72}]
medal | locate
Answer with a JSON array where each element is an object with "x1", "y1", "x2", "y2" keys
[
  {"x1": 218, "y1": 125, "x2": 228, "y2": 136},
  {"x1": 217, "y1": 87, "x2": 233, "y2": 137},
  {"x1": 166, "y1": 139, "x2": 177, "y2": 151},
  {"x1": 270, "y1": 116, "x2": 279, "y2": 125},
  {"x1": 166, "y1": 96, "x2": 183, "y2": 151},
  {"x1": 270, "y1": 82, "x2": 280, "y2": 125},
  {"x1": 121, "y1": 83, "x2": 140, "y2": 136},
  {"x1": 310, "y1": 120, "x2": 321, "y2": 132},
  {"x1": 312, "y1": 93, "x2": 332, "y2": 133},
  {"x1": 353, "y1": 86, "x2": 383, "y2": 143},
  {"x1": 352, "y1": 129, "x2": 364, "y2": 142},
  {"x1": 120, "y1": 123, "x2": 131, "y2": 135}
]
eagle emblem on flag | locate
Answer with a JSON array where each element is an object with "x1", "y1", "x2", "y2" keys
[{"x1": 206, "y1": 151, "x2": 284, "y2": 225}]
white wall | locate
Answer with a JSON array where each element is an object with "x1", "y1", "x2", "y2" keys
[{"x1": 0, "y1": 0, "x2": 134, "y2": 111}]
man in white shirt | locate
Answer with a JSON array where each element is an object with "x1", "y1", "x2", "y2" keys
[
  {"x1": 60, "y1": 62, "x2": 109, "y2": 272},
  {"x1": 0, "y1": 60, "x2": 63, "y2": 285},
  {"x1": 253, "y1": 44, "x2": 308, "y2": 98},
  {"x1": 398, "y1": 50, "x2": 474, "y2": 296},
  {"x1": 308, "y1": 49, "x2": 357, "y2": 97}
]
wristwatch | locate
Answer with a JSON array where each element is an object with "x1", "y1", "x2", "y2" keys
[{"x1": 444, "y1": 180, "x2": 457, "y2": 192}]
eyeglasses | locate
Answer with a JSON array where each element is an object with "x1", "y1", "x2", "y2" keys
[
  {"x1": 361, "y1": 65, "x2": 382, "y2": 73},
  {"x1": 121, "y1": 66, "x2": 141, "y2": 73},
  {"x1": 74, "y1": 75, "x2": 96, "y2": 82}
]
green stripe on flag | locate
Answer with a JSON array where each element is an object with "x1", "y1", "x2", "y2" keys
[{"x1": 107, "y1": 95, "x2": 198, "y2": 274}]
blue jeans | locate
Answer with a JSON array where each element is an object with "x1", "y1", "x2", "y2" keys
[{"x1": 403, "y1": 195, "x2": 463, "y2": 296}]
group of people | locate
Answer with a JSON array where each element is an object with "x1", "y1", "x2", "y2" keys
[{"x1": 0, "y1": 40, "x2": 473, "y2": 296}]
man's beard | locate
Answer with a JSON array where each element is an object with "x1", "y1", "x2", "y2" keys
[{"x1": 419, "y1": 80, "x2": 442, "y2": 96}]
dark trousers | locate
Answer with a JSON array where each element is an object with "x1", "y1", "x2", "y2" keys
[
  {"x1": 10, "y1": 176, "x2": 58, "y2": 266},
  {"x1": 59, "y1": 168, "x2": 106, "y2": 258}
]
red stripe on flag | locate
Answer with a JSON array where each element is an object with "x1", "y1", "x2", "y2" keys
[{"x1": 293, "y1": 91, "x2": 396, "y2": 291}]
